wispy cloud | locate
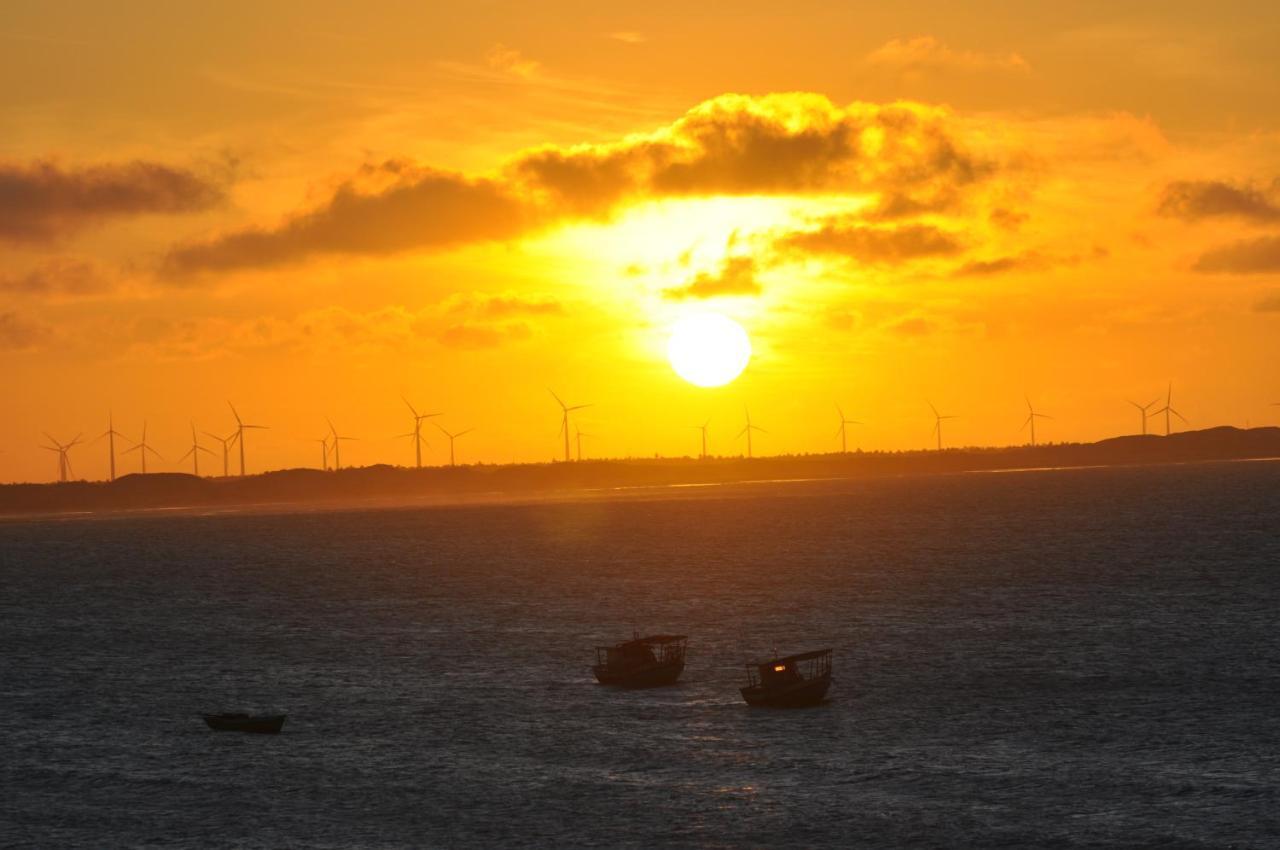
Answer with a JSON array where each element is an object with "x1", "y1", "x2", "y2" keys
[{"x1": 865, "y1": 36, "x2": 1029, "y2": 74}]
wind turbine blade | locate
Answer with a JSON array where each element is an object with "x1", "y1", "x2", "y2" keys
[
  {"x1": 755, "y1": 426, "x2": 769, "y2": 434},
  {"x1": 1022, "y1": 416, "x2": 1031, "y2": 430},
  {"x1": 1025, "y1": 396, "x2": 1033, "y2": 412},
  {"x1": 41, "y1": 446, "x2": 58, "y2": 453},
  {"x1": 836, "y1": 403, "x2": 845, "y2": 420},
  {"x1": 549, "y1": 389, "x2": 566, "y2": 410},
  {"x1": 456, "y1": 429, "x2": 474, "y2": 438},
  {"x1": 402, "y1": 396, "x2": 418, "y2": 418},
  {"x1": 928, "y1": 400, "x2": 940, "y2": 418},
  {"x1": 198, "y1": 445, "x2": 216, "y2": 456},
  {"x1": 1171, "y1": 408, "x2": 1188, "y2": 423},
  {"x1": 835, "y1": 425, "x2": 844, "y2": 438},
  {"x1": 203, "y1": 431, "x2": 224, "y2": 442},
  {"x1": 736, "y1": 426, "x2": 748, "y2": 438},
  {"x1": 228, "y1": 401, "x2": 242, "y2": 425},
  {"x1": 179, "y1": 447, "x2": 194, "y2": 462},
  {"x1": 567, "y1": 404, "x2": 592, "y2": 412}
]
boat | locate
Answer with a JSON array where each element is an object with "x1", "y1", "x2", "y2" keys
[
  {"x1": 740, "y1": 648, "x2": 832, "y2": 707},
  {"x1": 202, "y1": 713, "x2": 287, "y2": 734},
  {"x1": 593, "y1": 633, "x2": 687, "y2": 687}
]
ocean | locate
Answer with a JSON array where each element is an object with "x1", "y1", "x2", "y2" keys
[{"x1": 2, "y1": 462, "x2": 1279, "y2": 848}]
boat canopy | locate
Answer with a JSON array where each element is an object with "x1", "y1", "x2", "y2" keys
[{"x1": 754, "y1": 648, "x2": 831, "y2": 666}]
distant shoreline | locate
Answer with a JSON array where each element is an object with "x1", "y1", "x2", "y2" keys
[{"x1": 3, "y1": 425, "x2": 1278, "y2": 520}]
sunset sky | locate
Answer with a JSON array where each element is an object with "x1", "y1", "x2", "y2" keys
[{"x1": 3, "y1": 1, "x2": 1280, "y2": 481}]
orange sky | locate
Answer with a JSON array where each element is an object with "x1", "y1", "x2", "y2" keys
[{"x1": 3, "y1": 2, "x2": 1280, "y2": 482}]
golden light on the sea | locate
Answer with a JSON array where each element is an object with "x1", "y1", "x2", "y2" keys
[{"x1": 666, "y1": 312, "x2": 752, "y2": 388}]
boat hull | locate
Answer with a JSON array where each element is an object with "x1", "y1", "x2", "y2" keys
[
  {"x1": 202, "y1": 714, "x2": 287, "y2": 734},
  {"x1": 740, "y1": 674, "x2": 831, "y2": 708},
  {"x1": 593, "y1": 660, "x2": 685, "y2": 688}
]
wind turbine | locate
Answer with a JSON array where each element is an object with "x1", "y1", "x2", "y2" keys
[
  {"x1": 550, "y1": 390, "x2": 591, "y2": 462},
  {"x1": 737, "y1": 406, "x2": 766, "y2": 458},
  {"x1": 41, "y1": 433, "x2": 82, "y2": 483},
  {"x1": 835, "y1": 404, "x2": 862, "y2": 453},
  {"x1": 692, "y1": 419, "x2": 710, "y2": 459},
  {"x1": 1151, "y1": 383, "x2": 1187, "y2": 436},
  {"x1": 124, "y1": 422, "x2": 163, "y2": 474},
  {"x1": 434, "y1": 422, "x2": 474, "y2": 467},
  {"x1": 204, "y1": 430, "x2": 237, "y2": 477},
  {"x1": 177, "y1": 423, "x2": 214, "y2": 476},
  {"x1": 326, "y1": 418, "x2": 357, "y2": 470},
  {"x1": 228, "y1": 402, "x2": 267, "y2": 476},
  {"x1": 402, "y1": 397, "x2": 441, "y2": 468},
  {"x1": 574, "y1": 425, "x2": 592, "y2": 462},
  {"x1": 1021, "y1": 397, "x2": 1052, "y2": 447},
  {"x1": 315, "y1": 436, "x2": 331, "y2": 470},
  {"x1": 928, "y1": 401, "x2": 958, "y2": 451},
  {"x1": 1127, "y1": 397, "x2": 1159, "y2": 436},
  {"x1": 94, "y1": 411, "x2": 129, "y2": 482}
]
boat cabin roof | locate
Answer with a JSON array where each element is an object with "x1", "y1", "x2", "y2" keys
[
  {"x1": 755, "y1": 648, "x2": 832, "y2": 665},
  {"x1": 600, "y1": 633, "x2": 687, "y2": 649}
]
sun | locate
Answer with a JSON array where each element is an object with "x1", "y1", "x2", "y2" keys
[{"x1": 667, "y1": 312, "x2": 752, "y2": 387}]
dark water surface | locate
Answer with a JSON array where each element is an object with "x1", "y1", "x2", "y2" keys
[{"x1": 3, "y1": 462, "x2": 1279, "y2": 848}]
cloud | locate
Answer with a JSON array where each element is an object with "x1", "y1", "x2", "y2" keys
[
  {"x1": 607, "y1": 31, "x2": 645, "y2": 44},
  {"x1": 484, "y1": 44, "x2": 541, "y2": 79},
  {"x1": 1193, "y1": 236, "x2": 1280, "y2": 274},
  {"x1": 168, "y1": 93, "x2": 994, "y2": 273},
  {"x1": 1158, "y1": 179, "x2": 1280, "y2": 223},
  {"x1": 441, "y1": 292, "x2": 566, "y2": 318},
  {"x1": 518, "y1": 93, "x2": 992, "y2": 207},
  {"x1": 889, "y1": 316, "x2": 935, "y2": 336},
  {"x1": 952, "y1": 252, "x2": 1050, "y2": 276},
  {"x1": 0, "y1": 159, "x2": 225, "y2": 243},
  {"x1": 438, "y1": 322, "x2": 533, "y2": 348},
  {"x1": 0, "y1": 260, "x2": 112, "y2": 296},
  {"x1": 663, "y1": 256, "x2": 761, "y2": 299},
  {"x1": 0, "y1": 312, "x2": 51, "y2": 350},
  {"x1": 776, "y1": 220, "x2": 963, "y2": 263},
  {"x1": 165, "y1": 169, "x2": 531, "y2": 274},
  {"x1": 865, "y1": 36, "x2": 1029, "y2": 74}
]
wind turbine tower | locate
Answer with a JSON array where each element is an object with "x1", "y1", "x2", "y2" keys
[
  {"x1": 1128, "y1": 397, "x2": 1159, "y2": 436},
  {"x1": 124, "y1": 422, "x2": 163, "y2": 474},
  {"x1": 737, "y1": 407, "x2": 766, "y2": 458},
  {"x1": 204, "y1": 430, "x2": 237, "y2": 477},
  {"x1": 177, "y1": 423, "x2": 214, "y2": 476},
  {"x1": 228, "y1": 402, "x2": 267, "y2": 476},
  {"x1": 835, "y1": 404, "x2": 862, "y2": 453},
  {"x1": 1152, "y1": 383, "x2": 1187, "y2": 436},
  {"x1": 551, "y1": 390, "x2": 591, "y2": 462},
  {"x1": 316, "y1": 436, "x2": 331, "y2": 470},
  {"x1": 42, "y1": 433, "x2": 82, "y2": 483},
  {"x1": 693, "y1": 419, "x2": 709, "y2": 459},
  {"x1": 928, "y1": 401, "x2": 958, "y2": 451},
  {"x1": 1022, "y1": 398, "x2": 1052, "y2": 447},
  {"x1": 434, "y1": 422, "x2": 473, "y2": 467},
  {"x1": 402, "y1": 397, "x2": 441, "y2": 468},
  {"x1": 326, "y1": 418, "x2": 357, "y2": 470},
  {"x1": 95, "y1": 411, "x2": 128, "y2": 482}
]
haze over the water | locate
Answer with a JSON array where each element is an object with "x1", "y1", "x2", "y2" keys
[{"x1": 3, "y1": 3, "x2": 1279, "y2": 483}]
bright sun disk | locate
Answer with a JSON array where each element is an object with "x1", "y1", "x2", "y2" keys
[{"x1": 667, "y1": 312, "x2": 752, "y2": 387}]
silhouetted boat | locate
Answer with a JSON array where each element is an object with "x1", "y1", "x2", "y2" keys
[
  {"x1": 202, "y1": 713, "x2": 287, "y2": 734},
  {"x1": 740, "y1": 649, "x2": 832, "y2": 707},
  {"x1": 593, "y1": 634, "x2": 687, "y2": 687}
]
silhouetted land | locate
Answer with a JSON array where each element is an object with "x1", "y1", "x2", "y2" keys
[{"x1": 3, "y1": 425, "x2": 1278, "y2": 517}]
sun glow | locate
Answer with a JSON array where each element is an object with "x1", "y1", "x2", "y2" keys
[{"x1": 666, "y1": 312, "x2": 752, "y2": 387}]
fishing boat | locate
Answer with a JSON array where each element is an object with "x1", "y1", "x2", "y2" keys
[
  {"x1": 202, "y1": 713, "x2": 287, "y2": 734},
  {"x1": 593, "y1": 633, "x2": 687, "y2": 688},
  {"x1": 740, "y1": 648, "x2": 832, "y2": 707}
]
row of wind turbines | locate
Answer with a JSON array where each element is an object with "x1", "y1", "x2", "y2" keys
[{"x1": 36, "y1": 383, "x2": 1258, "y2": 483}]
